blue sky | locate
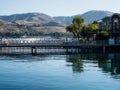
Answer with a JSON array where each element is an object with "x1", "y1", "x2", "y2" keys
[{"x1": 0, "y1": 0, "x2": 120, "y2": 16}]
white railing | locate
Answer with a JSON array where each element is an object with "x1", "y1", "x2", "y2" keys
[{"x1": 1, "y1": 38, "x2": 119, "y2": 46}]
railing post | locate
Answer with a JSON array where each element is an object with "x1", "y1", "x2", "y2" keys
[
  {"x1": 103, "y1": 46, "x2": 106, "y2": 53},
  {"x1": 31, "y1": 46, "x2": 37, "y2": 55}
]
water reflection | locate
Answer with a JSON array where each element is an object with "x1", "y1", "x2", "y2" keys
[
  {"x1": 110, "y1": 53, "x2": 120, "y2": 75},
  {"x1": 66, "y1": 53, "x2": 120, "y2": 79},
  {"x1": 1, "y1": 53, "x2": 120, "y2": 90},
  {"x1": 1, "y1": 53, "x2": 120, "y2": 80},
  {"x1": 66, "y1": 55, "x2": 83, "y2": 73}
]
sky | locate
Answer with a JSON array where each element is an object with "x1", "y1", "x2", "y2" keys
[{"x1": 0, "y1": 0, "x2": 120, "y2": 16}]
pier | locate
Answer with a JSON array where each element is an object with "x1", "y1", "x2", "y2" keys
[{"x1": 0, "y1": 38, "x2": 120, "y2": 55}]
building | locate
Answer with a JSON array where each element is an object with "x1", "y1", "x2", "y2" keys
[
  {"x1": 99, "y1": 13, "x2": 120, "y2": 44},
  {"x1": 111, "y1": 14, "x2": 120, "y2": 37}
]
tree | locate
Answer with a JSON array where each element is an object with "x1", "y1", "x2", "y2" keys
[
  {"x1": 66, "y1": 16, "x2": 84, "y2": 40},
  {"x1": 88, "y1": 21, "x2": 99, "y2": 31},
  {"x1": 85, "y1": 21, "x2": 99, "y2": 40},
  {"x1": 96, "y1": 31, "x2": 109, "y2": 40},
  {"x1": 81, "y1": 25, "x2": 89, "y2": 39}
]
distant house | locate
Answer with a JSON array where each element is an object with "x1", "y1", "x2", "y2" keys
[
  {"x1": 111, "y1": 14, "x2": 120, "y2": 37},
  {"x1": 99, "y1": 13, "x2": 120, "y2": 44},
  {"x1": 98, "y1": 16, "x2": 111, "y2": 31}
]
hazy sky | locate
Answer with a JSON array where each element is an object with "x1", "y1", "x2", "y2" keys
[{"x1": 0, "y1": 0, "x2": 120, "y2": 16}]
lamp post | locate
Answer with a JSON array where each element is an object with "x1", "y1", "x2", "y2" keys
[
  {"x1": 66, "y1": 30, "x2": 68, "y2": 42},
  {"x1": 98, "y1": 20, "x2": 103, "y2": 31}
]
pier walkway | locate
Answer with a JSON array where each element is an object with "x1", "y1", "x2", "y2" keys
[{"x1": 0, "y1": 38, "x2": 120, "y2": 55}]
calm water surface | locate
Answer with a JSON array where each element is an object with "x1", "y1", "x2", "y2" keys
[{"x1": 0, "y1": 53, "x2": 120, "y2": 90}]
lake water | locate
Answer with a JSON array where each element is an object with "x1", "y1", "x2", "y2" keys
[{"x1": 0, "y1": 53, "x2": 120, "y2": 90}]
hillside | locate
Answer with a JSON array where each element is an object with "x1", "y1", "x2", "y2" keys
[
  {"x1": 0, "y1": 19, "x2": 21, "y2": 33},
  {"x1": 0, "y1": 19, "x2": 66, "y2": 36},
  {"x1": 0, "y1": 13, "x2": 66, "y2": 37}
]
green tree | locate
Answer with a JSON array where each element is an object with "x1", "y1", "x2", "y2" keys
[
  {"x1": 81, "y1": 25, "x2": 89, "y2": 39},
  {"x1": 85, "y1": 21, "x2": 99, "y2": 40},
  {"x1": 88, "y1": 21, "x2": 99, "y2": 31},
  {"x1": 96, "y1": 31, "x2": 109, "y2": 40},
  {"x1": 66, "y1": 16, "x2": 84, "y2": 40}
]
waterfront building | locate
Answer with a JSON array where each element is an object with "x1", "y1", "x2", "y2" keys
[{"x1": 99, "y1": 13, "x2": 120, "y2": 44}]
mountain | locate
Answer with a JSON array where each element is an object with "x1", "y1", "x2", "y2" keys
[
  {"x1": 0, "y1": 10, "x2": 114, "y2": 25},
  {"x1": 0, "y1": 13, "x2": 66, "y2": 36},
  {"x1": 80, "y1": 10, "x2": 114, "y2": 23},
  {"x1": 54, "y1": 16, "x2": 73, "y2": 24},
  {"x1": 0, "y1": 13, "x2": 55, "y2": 24},
  {"x1": 54, "y1": 10, "x2": 114, "y2": 24},
  {"x1": 0, "y1": 12, "x2": 66, "y2": 27}
]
